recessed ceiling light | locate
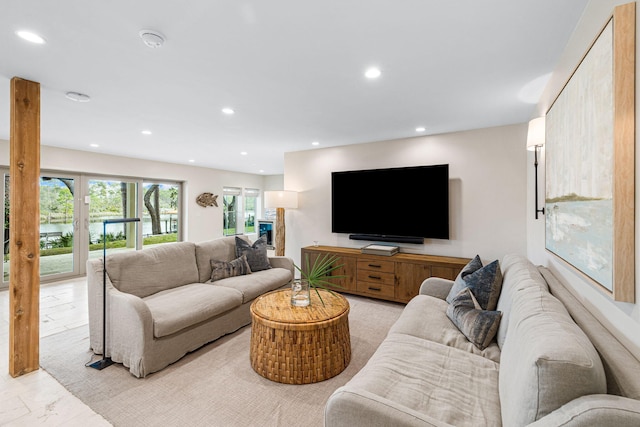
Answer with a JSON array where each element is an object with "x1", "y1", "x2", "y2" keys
[
  {"x1": 141, "y1": 130, "x2": 152, "y2": 135},
  {"x1": 259, "y1": 169, "x2": 265, "y2": 173},
  {"x1": 89, "y1": 143, "x2": 99, "y2": 148},
  {"x1": 65, "y1": 92, "x2": 91, "y2": 102},
  {"x1": 365, "y1": 67, "x2": 381, "y2": 79},
  {"x1": 188, "y1": 159, "x2": 195, "y2": 163},
  {"x1": 240, "y1": 151, "x2": 248, "y2": 156},
  {"x1": 139, "y1": 30, "x2": 165, "y2": 48},
  {"x1": 222, "y1": 107, "x2": 235, "y2": 115},
  {"x1": 16, "y1": 30, "x2": 46, "y2": 44},
  {"x1": 415, "y1": 127, "x2": 426, "y2": 132},
  {"x1": 311, "y1": 141, "x2": 320, "y2": 146}
]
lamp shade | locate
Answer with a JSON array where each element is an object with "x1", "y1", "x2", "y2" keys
[
  {"x1": 526, "y1": 116, "x2": 545, "y2": 150},
  {"x1": 264, "y1": 190, "x2": 298, "y2": 209}
]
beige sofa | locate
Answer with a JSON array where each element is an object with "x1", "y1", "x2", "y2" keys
[
  {"x1": 325, "y1": 254, "x2": 640, "y2": 426},
  {"x1": 87, "y1": 236, "x2": 293, "y2": 378}
]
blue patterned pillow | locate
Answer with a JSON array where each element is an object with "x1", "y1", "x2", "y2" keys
[
  {"x1": 465, "y1": 260, "x2": 502, "y2": 310},
  {"x1": 235, "y1": 235, "x2": 272, "y2": 272},
  {"x1": 446, "y1": 254, "x2": 483, "y2": 304},
  {"x1": 446, "y1": 287, "x2": 502, "y2": 350}
]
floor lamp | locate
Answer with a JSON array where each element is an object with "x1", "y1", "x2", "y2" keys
[
  {"x1": 527, "y1": 116, "x2": 546, "y2": 220},
  {"x1": 264, "y1": 191, "x2": 298, "y2": 257},
  {"x1": 89, "y1": 217, "x2": 140, "y2": 370}
]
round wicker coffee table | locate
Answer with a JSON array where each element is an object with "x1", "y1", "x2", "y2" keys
[{"x1": 250, "y1": 288, "x2": 351, "y2": 384}]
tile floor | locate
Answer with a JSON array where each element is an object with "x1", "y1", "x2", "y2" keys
[{"x1": 0, "y1": 278, "x2": 111, "y2": 426}]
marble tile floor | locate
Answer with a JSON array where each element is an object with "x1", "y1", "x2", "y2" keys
[{"x1": 0, "y1": 278, "x2": 111, "y2": 426}]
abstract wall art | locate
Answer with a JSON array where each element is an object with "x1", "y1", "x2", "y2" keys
[{"x1": 545, "y1": 2, "x2": 635, "y2": 303}]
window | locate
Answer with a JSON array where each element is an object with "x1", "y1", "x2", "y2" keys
[
  {"x1": 244, "y1": 188, "x2": 259, "y2": 234},
  {"x1": 142, "y1": 181, "x2": 180, "y2": 246},
  {"x1": 223, "y1": 187, "x2": 241, "y2": 236}
]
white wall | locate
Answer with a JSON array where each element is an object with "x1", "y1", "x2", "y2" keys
[
  {"x1": 0, "y1": 139, "x2": 269, "y2": 243},
  {"x1": 528, "y1": 0, "x2": 640, "y2": 354},
  {"x1": 284, "y1": 124, "x2": 527, "y2": 266}
]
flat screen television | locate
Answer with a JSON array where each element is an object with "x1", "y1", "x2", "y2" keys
[{"x1": 331, "y1": 164, "x2": 449, "y2": 242}]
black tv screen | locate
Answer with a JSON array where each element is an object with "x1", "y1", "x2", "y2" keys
[{"x1": 331, "y1": 164, "x2": 449, "y2": 240}]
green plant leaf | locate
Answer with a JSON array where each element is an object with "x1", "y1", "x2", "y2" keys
[{"x1": 293, "y1": 253, "x2": 349, "y2": 305}]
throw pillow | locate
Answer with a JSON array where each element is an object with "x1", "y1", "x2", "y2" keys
[
  {"x1": 446, "y1": 287, "x2": 502, "y2": 350},
  {"x1": 463, "y1": 260, "x2": 503, "y2": 310},
  {"x1": 446, "y1": 254, "x2": 483, "y2": 304},
  {"x1": 210, "y1": 255, "x2": 252, "y2": 282},
  {"x1": 235, "y1": 235, "x2": 272, "y2": 272}
]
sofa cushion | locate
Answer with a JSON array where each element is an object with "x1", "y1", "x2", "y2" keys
[
  {"x1": 446, "y1": 288, "x2": 502, "y2": 350},
  {"x1": 144, "y1": 283, "x2": 243, "y2": 338},
  {"x1": 211, "y1": 267, "x2": 292, "y2": 303},
  {"x1": 343, "y1": 333, "x2": 501, "y2": 427},
  {"x1": 446, "y1": 255, "x2": 483, "y2": 303},
  {"x1": 107, "y1": 242, "x2": 199, "y2": 298},
  {"x1": 388, "y1": 294, "x2": 501, "y2": 363},
  {"x1": 447, "y1": 259, "x2": 502, "y2": 310},
  {"x1": 235, "y1": 235, "x2": 271, "y2": 272},
  {"x1": 210, "y1": 255, "x2": 251, "y2": 282},
  {"x1": 499, "y1": 285, "x2": 607, "y2": 426},
  {"x1": 495, "y1": 254, "x2": 549, "y2": 348},
  {"x1": 195, "y1": 236, "x2": 245, "y2": 283}
]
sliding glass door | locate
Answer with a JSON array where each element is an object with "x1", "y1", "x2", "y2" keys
[
  {"x1": 142, "y1": 181, "x2": 180, "y2": 247},
  {"x1": 87, "y1": 178, "x2": 139, "y2": 261},
  {"x1": 2, "y1": 171, "x2": 82, "y2": 285},
  {"x1": 0, "y1": 171, "x2": 182, "y2": 288}
]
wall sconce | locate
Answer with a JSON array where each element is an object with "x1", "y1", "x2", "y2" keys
[
  {"x1": 527, "y1": 116, "x2": 545, "y2": 220},
  {"x1": 264, "y1": 190, "x2": 298, "y2": 256}
]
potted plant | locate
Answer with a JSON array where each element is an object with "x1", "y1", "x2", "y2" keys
[{"x1": 292, "y1": 253, "x2": 346, "y2": 306}]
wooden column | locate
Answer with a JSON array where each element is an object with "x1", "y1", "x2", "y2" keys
[
  {"x1": 9, "y1": 77, "x2": 41, "y2": 377},
  {"x1": 275, "y1": 207, "x2": 285, "y2": 256}
]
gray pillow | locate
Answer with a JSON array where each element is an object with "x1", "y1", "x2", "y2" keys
[
  {"x1": 235, "y1": 235, "x2": 271, "y2": 272},
  {"x1": 447, "y1": 258, "x2": 502, "y2": 311},
  {"x1": 446, "y1": 254, "x2": 483, "y2": 304},
  {"x1": 446, "y1": 287, "x2": 502, "y2": 350},
  {"x1": 210, "y1": 255, "x2": 251, "y2": 282}
]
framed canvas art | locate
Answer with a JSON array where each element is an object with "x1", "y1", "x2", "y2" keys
[{"x1": 545, "y1": 2, "x2": 635, "y2": 302}]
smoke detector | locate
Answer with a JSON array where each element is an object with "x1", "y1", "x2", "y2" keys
[
  {"x1": 65, "y1": 92, "x2": 91, "y2": 102},
  {"x1": 139, "y1": 30, "x2": 165, "y2": 48}
]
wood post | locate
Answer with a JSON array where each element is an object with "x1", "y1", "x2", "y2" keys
[
  {"x1": 275, "y1": 207, "x2": 285, "y2": 256},
  {"x1": 9, "y1": 77, "x2": 41, "y2": 377}
]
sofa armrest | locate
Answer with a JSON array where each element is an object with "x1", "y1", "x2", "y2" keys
[
  {"x1": 527, "y1": 395, "x2": 640, "y2": 427},
  {"x1": 107, "y1": 286, "x2": 154, "y2": 377},
  {"x1": 325, "y1": 387, "x2": 454, "y2": 427},
  {"x1": 419, "y1": 277, "x2": 454, "y2": 300},
  {"x1": 269, "y1": 256, "x2": 294, "y2": 278},
  {"x1": 87, "y1": 258, "x2": 154, "y2": 377}
]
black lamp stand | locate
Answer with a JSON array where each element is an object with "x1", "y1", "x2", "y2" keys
[
  {"x1": 533, "y1": 145, "x2": 545, "y2": 220},
  {"x1": 89, "y1": 217, "x2": 140, "y2": 370}
]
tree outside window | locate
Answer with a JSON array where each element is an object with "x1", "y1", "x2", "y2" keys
[
  {"x1": 244, "y1": 188, "x2": 259, "y2": 234},
  {"x1": 223, "y1": 187, "x2": 241, "y2": 236},
  {"x1": 142, "y1": 182, "x2": 180, "y2": 246}
]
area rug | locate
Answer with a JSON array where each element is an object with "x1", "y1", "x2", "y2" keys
[{"x1": 40, "y1": 295, "x2": 404, "y2": 427}]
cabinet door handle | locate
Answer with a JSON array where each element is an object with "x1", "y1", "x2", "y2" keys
[
  {"x1": 368, "y1": 264, "x2": 382, "y2": 268},
  {"x1": 368, "y1": 275, "x2": 381, "y2": 280},
  {"x1": 368, "y1": 286, "x2": 381, "y2": 292}
]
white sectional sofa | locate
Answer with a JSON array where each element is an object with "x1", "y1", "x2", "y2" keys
[
  {"x1": 87, "y1": 236, "x2": 293, "y2": 378},
  {"x1": 325, "y1": 254, "x2": 640, "y2": 426}
]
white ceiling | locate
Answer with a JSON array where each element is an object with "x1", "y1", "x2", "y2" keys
[{"x1": 0, "y1": 0, "x2": 589, "y2": 175}]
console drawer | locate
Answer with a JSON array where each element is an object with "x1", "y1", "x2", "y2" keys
[
  {"x1": 357, "y1": 259, "x2": 395, "y2": 273},
  {"x1": 357, "y1": 270, "x2": 395, "y2": 286},
  {"x1": 356, "y1": 281, "x2": 395, "y2": 299}
]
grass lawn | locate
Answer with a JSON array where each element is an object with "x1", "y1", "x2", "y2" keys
[{"x1": 36, "y1": 233, "x2": 178, "y2": 257}]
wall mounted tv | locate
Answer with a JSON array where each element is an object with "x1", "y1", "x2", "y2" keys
[{"x1": 331, "y1": 164, "x2": 449, "y2": 243}]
